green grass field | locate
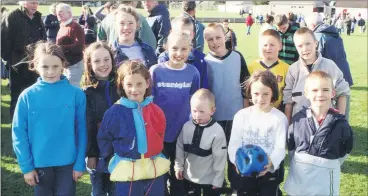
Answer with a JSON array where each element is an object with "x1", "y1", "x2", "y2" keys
[{"x1": 1, "y1": 23, "x2": 367, "y2": 195}]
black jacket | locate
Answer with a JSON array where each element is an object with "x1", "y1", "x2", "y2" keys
[
  {"x1": 43, "y1": 14, "x2": 59, "y2": 40},
  {"x1": 84, "y1": 80, "x2": 120, "y2": 158},
  {"x1": 1, "y1": 6, "x2": 46, "y2": 67},
  {"x1": 288, "y1": 108, "x2": 353, "y2": 159}
]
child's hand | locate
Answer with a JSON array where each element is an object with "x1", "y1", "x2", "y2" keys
[
  {"x1": 258, "y1": 155, "x2": 273, "y2": 177},
  {"x1": 24, "y1": 170, "x2": 39, "y2": 186},
  {"x1": 175, "y1": 170, "x2": 183, "y2": 180},
  {"x1": 212, "y1": 185, "x2": 220, "y2": 189},
  {"x1": 87, "y1": 157, "x2": 97, "y2": 169},
  {"x1": 73, "y1": 170, "x2": 84, "y2": 182}
]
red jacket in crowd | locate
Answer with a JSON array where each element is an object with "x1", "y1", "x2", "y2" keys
[{"x1": 246, "y1": 15, "x2": 254, "y2": 26}]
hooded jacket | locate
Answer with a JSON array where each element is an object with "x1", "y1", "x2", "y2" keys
[
  {"x1": 285, "y1": 108, "x2": 353, "y2": 195},
  {"x1": 157, "y1": 48, "x2": 209, "y2": 89},
  {"x1": 313, "y1": 23, "x2": 353, "y2": 86},
  {"x1": 43, "y1": 14, "x2": 60, "y2": 41},
  {"x1": 146, "y1": 4, "x2": 171, "y2": 55},
  {"x1": 12, "y1": 76, "x2": 87, "y2": 174}
]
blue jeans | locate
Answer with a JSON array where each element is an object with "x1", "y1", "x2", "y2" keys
[
  {"x1": 247, "y1": 25, "x2": 252, "y2": 35},
  {"x1": 90, "y1": 170, "x2": 116, "y2": 196},
  {"x1": 34, "y1": 164, "x2": 75, "y2": 196},
  {"x1": 115, "y1": 175, "x2": 165, "y2": 196}
]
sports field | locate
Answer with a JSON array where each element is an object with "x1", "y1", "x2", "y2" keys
[{"x1": 1, "y1": 18, "x2": 367, "y2": 195}]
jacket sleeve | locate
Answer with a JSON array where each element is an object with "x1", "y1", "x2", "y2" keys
[
  {"x1": 94, "y1": 6, "x2": 105, "y2": 21},
  {"x1": 43, "y1": 15, "x2": 57, "y2": 29},
  {"x1": 237, "y1": 51, "x2": 250, "y2": 98},
  {"x1": 287, "y1": 122, "x2": 296, "y2": 151},
  {"x1": 331, "y1": 61, "x2": 350, "y2": 96},
  {"x1": 174, "y1": 126, "x2": 185, "y2": 172},
  {"x1": 73, "y1": 90, "x2": 87, "y2": 172},
  {"x1": 97, "y1": 108, "x2": 117, "y2": 160},
  {"x1": 59, "y1": 25, "x2": 85, "y2": 55},
  {"x1": 228, "y1": 112, "x2": 243, "y2": 164},
  {"x1": 97, "y1": 23, "x2": 107, "y2": 42},
  {"x1": 85, "y1": 93, "x2": 99, "y2": 158},
  {"x1": 211, "y1": 127, "x2": 227, "y2": 187},
  {"x1": 341, "y1": 122, "x2": 353, "y2": 156},
  {"x1": 283, "y1": 66, "x2": 296, "y2": 104},
  {"x1": 12, "y1": 93, "x2": 34, "y2": 174},
  {"x1": 200, "y1": 58, "x2": 209, "y2": 89},
  {"x1": 156, "y1": 15, "x2": 171, "y2": 55},
  {"x1": 78, "y1": 15, "x2": 84, "y2": 25},
  {"x1": 232, "y1": 31, "x2": 238, "y2": 47},
  {"x1": 269, "y1": 116, "x2": 288, "y2": 172},
  {"x1": 1, "y1": 11, "x2": 13, "y2": 61},
  {"x1": 39, "y1": 16, "x2": 47, "y2": 41},
  {"x1": 195, "y1": 21, "x2": 205, "y2": 52}
]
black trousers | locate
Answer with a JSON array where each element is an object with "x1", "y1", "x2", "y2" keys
[
  {"x1": 237, "y1": 161, "x2": 285, "y2": 196},
  {"x1": 183, "y1": 179, "x2": 220, "y2": 196},
  {"x1": 217, "y1": 120, "x2": 241, "y2": 190},
  {"x1": 163, "y1": 142, "x2": 185, "y2": 196},
  {"x1": 9, "y1": 65, "x2": 38, "y2": 117}
]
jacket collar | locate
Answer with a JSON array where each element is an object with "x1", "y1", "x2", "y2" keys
[{"x1": 299, "y1": 51, "x2": 323, "y2": 69}]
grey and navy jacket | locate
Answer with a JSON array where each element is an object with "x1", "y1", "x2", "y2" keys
[
  {"x1": 146, "y1": 4, "x2": 171, "y2": 56},
  {"x1": 84, "y1": 79, "x2": 119, "y2": 172},
  {"x1": 313, "y1": 23, "x2": 353, "y2": 86},
  {"x1": 112, "y1": 38, "x2": 157, "y2": 69},
  {"x1": 284, "y1": 107, "x2": 353, "y2": 196}
]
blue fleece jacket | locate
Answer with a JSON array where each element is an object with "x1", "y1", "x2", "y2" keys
[
  {"x1": 314, "y1": 23, "x2": 353, "y2": 86},
  {"x1": 157, "y1": 48, "x2": 209, "y2": 89},
  {"x1": 12, "y1": 76, "x2": 87, "y2": 174}
]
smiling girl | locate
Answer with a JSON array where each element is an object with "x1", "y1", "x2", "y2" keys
[
  {"x1": 12, "y1": 42, "x2": 87, "y2": 196},
  {"x1": 83, "y1": 41, "x2": 120, "y2": 196},
  {"x1": 112, "y1": 6, "x2": 157, "y2": 68}
]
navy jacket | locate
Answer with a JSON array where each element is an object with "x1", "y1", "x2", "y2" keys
[
  {"x1": 158, "y1": 48, "x2": 209, "y2": 89},
  {"x1": 288, "y1": 108, "x2": 353, "y2": 159},
  {"x1": 146, "y1": 4, "x2": 171, "y2": 56},
  {"x1": 84, "y1": 80, "x2": 120, "y2": 158},
  {"x1": 112, "y1": 38, "x2": 157, "y2": 69},
  {"x1": 314, "y1": 23, "x2": 353, "y2": 86},
  {"x1": 43, "y1": 14, "x2": 59, "y2": 40}
]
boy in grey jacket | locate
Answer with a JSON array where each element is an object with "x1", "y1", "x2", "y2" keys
[
  {"x1": 283, "y1": 27, "x2": 350, "y2": 123},
  {"x1": 175, "y1": 89, "x2": 227, "y2": 196}
]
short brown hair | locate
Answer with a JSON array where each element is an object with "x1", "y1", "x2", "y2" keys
[
  {"x1": 294, "y1": 27, "x2": 317, "y2": 41},
  {"x1": 244, "y1": 70, "x2": 279, "y2": 103},
  {"x1": 274, "y1": 14, "x2": 288, "y2": 26},
  {"x1": 204, "y1": 23, "x2": 225, "y2": 39},
  {"x1": 28, "y1": 41, "x2": 68, "y2": 72},
  {"x1": 116, "y1": 60, "x2": 152, "y2": 98},
  {"x1": 261, "y1": 29, "x2": 281, "y2": 42},
  {"x1": 182, "y1": 1, "x2": 196, "y2": 12},
  {"x1": 305, "y1": 71, "x2": 334, "y2": 91},
  {"x1": 191, "y1": 88, "x2": 216, "y2": 107},
  {"x1": 83, "y1": 41, "x2": 116, "y2": 88},
  {"x1": 265, "y1": 15, "x2": 274, "y2": 24}
]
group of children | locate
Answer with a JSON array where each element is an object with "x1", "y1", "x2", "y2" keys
[{"x1": 11, "y1": 5, "x2": 353, "y2": 196}]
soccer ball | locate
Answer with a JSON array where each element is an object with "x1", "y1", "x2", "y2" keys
[{"x1": 235, "y1": 144, "x2": 268, "y2": 177}]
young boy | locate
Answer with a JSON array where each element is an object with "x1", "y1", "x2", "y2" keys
[
  {"x1": 204, "y1": 23, "x2": 250, "y2": 191},
  {"x1": 158, "y1": 16, "x2": 209, "y2": 89},
  {"x1": 175, "y1": 89, "x2": 227, "y2": 196},
  {"x1": 222, "y1": 19, "x2": 237, "y2": 50},
  {"x1": 248, "y1": 29, "x2": 289, "y2": 110},
  {"x1": 284, "y1": 71, "x2": 353, "y2": 195},
  {"x1": 283, "y1": 27, "x2": 350, "y2": 123}
]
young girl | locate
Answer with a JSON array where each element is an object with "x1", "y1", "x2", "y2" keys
[
  {"x1": 97, "y1": 60, "x2": 168, "y2": 196},
  {"x1": 112, "y1": 6, "x2": 157, "y2": 68},
  {"x1": 12, "y1": 42, "x2": 87, "y2": 196},
  {"x1": 150, "y1": 31, "x2": 200, "y2": 195},
  {"x1": 83, "y1": 41, "x2": 120, "y2": 196},
  {"x1": 228, "y1": 70, "x2": 288, "y2": 196}
]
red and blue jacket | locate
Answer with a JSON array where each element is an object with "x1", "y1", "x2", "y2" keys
[{"x1": 97, "y1": 96, "x2": 166, "y2": 163}]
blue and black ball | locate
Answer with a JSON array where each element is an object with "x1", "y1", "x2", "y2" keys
[{"x1": 235, "y1": 144, "x2": 268, "y2": 177}]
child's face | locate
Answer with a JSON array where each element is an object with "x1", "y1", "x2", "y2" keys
[
  {"x1": 123, "y1": 73, "x2": 150, "y2": 103},
  {"x1": 294, "y1": 33, "x2": 318, "y2": 62},
  {"x1": 116, "y1": 12, "x2": 138, "y2": 43},
  {"x1": 190, "y1": 98, "x2": 215, "y2": 124},
  {"x1": 277, "y1": 23, "x2": 289, "y2": 34},
  {"x1": 251, "y1": 81, "x2": 273, "y2": 112},
  {"x1": 90, "y1": 48, "x2": 112, "y2": 79},
  {"x1": 305, "y1": 78, "x2": 335, "y2": 108},
  {"x1": 167, "y1": 36, "x2": 191, "y2": 67},
  {"x1": 35, "y1": 54, "x2": 63, "y2": 83},
  {"x1": 205, "y1": 28, "x2": 226, "y2": 54},
  {"x1": 222, "y1": 22, "x2": 229, "y2": 29},
  {"x1": 260, "y1": 35, "x2": 282, "y2": 61}
]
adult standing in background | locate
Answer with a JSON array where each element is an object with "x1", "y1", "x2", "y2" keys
[
  {"x1": 56, "y1": 3, "x2": 85, "y2": 87},
  {"x1": 274, "y1": 14, "x2": 299, "y2": 65},
  {"x1": 345, "y1": 14, "x2": 352, "y2": 36},
  {"x1": 44, "y1": 3, "x2": 60, "y2": 43},
  {"x1": 245, "y1": 13, "x2": 254, "y2": 35},
  {"x1": 305, "y1": 13, "x2": 353, "y2": 121},
  {"x1": 94, "y1": 1, "x2": 113, "y2": 22},
  {"x1": 1, "y1": 1, "x2": 46, "y2": 118},
  {"x1": 182, "y1": 1, "x2": 205, "y2": 52},
  {"x1": 78, "y1": 5, "x2": 94, "y2": 28},
  {"x1": 143, "y1": 0, "x2": 171, "y2": 56}
]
